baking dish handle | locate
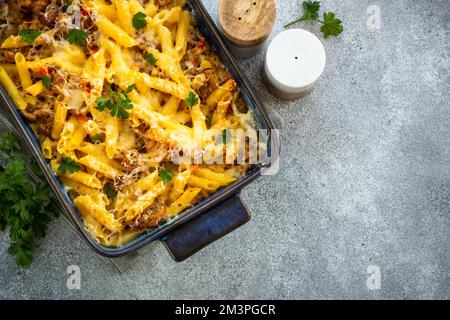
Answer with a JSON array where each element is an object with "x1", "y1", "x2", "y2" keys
[{"x1": 160, "y1": 194, "x2": 251, "y2": 262}]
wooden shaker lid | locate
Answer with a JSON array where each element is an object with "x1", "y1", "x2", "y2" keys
[{"x1": 218, "y1": 0, "x2": 277, "y2": 47}]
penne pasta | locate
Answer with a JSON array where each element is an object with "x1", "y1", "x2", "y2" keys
[{"x1": 0, "y1": 1, "x2": 259, "y2": 247}]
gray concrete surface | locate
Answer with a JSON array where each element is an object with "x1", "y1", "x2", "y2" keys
[{"x1": 1, "y1": 0, "x2": 449, "y2": 299}]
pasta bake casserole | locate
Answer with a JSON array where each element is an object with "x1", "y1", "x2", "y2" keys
[{"x1": 0, "y1": 0, "x2": 260, "y2": 247}]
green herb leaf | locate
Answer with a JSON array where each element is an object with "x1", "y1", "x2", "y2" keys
[
  {"x1": 0, "y1": 133, "x2": 58, "y2": 267},
  {"x1": 132, "y1": 12, "x2": 147, "y2": 29},
  {"x1": 146, "y1": 53, "x2": 158, "y2": 65},
  {"x1": 104, "y1": 184, "x2": 118, "y2": 199},
  {"x1": 284, "y1": 1, "x2": 343, "y2": 39},
  {"x1": 42, "y1": 75, "x2": 52, "y2": 89},
  {"x1": 205, "y1": 115, "x2": 212, "y2": 128},
  {"x1": 68, "y1": 28, "x2": 87, "y2": 47},
  {"x1": 94, "y1": 97, "x2": 110, "y2": 112},
  {"x1": 159, "y1": 169, "x2": 173, "y2": 184},
  {"x1": 19, "y1": 29, "x2": 42, "y2": 43},
  {"x1": 8, "y1": 243, "x2": 33, "y2": 267},
  {"x1": 0, "y1": 132, "x2": 21, "y2": 153},
  {"x1": 126, "y1": 84, "x2": 135, "y2": 93},
  {"x1": 109, "y1": 96, "x2": 133, "y2": 119},
  {"x1": 321, "y1": 12, "x2": 344, "y2": 39},
  {"x1": 91, "y1": 133, "x2": 101, "y2": 143},
  {"x1": 64, "y1": 0, "x2": 73, "y2": 12},
  {"x1": 301, "y1": 1, "x2": 321, "y2": 20},
  {"x1": 58, "y1": 157, "x2": 80, "y2": 175},
  {"x1": 95, "y1": 87, "x2": 135, "y2": 119},
  {"x1": 185, "y1": 91, "x2": 199, "y2": 109}
]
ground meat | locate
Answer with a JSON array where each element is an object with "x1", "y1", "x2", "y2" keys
[
  {"x1": 127, "y1": 202, "x2": 168, "y2": 230},
  {"x1": 17, "y1": 0, "x2": 48, "y2": 14},
  {"x1": 49, "y1": 67, "x2": 68, "y2": 89},
  {"x1": 35, "y1": 119, "x2": 52, "y2": 136},
  {"x1": 1, "y1": 49, "x2": 16, "y2": 63},
  {"x1": 113, "y1": 150, "x2": 152, "y2": 190},
  {"x1": 155, "y1": 0, "x2": 182, "y2": 9},
  {"x1": 36, "y1": 1, "x2": 60, "y2": 30},
  {"x1": 119, "y1": 149, "x2": 150, "y2": 174},
  {"x1": 113, "y1": 172, "x2": 140, "y2": 190}
]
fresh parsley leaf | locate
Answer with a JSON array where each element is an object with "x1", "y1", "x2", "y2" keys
[
  {"x1": 109, "y1": 95, "x2": 133, "y2": 119},
  {"x1": 321, "y1": 12, "x2": 344, "y2": 39},
  {"x1": 94, "y1": 97, "x2": 110, "y2": 112},
  {"x1": 68, "y1": 28, "x2": 87, "y2": 47},
  {"x1": 104, "y1": 184, "x2": 118, "y2": 199},
  {"x1": 95, "y1": 87, "x2": 135, "y2": 119},
  {"x1": 159, "y1": 169, "x2": 173, "y2": 184},
  {"x1": 0, "y1": 133, "x2": 58, "y2": 267},
  {"x1": 42, "y1": 75, "x2": 51, "y2": 89},
  {"x1": 284, "y1": 1, "x2": 343, "y2": 39},
  {"x1": 132, "y1": 12, "x2": 147, "y2": 29},
  {"x1": 0, "y1": 132, "x2": 21, "y2": 153},
  {"x1": 8, "y1": 243, "x2": 33, "y2": 268},
  {"x1": 58, "y1": 157, "x2": 80, "y2": 175},
  {"x1": 302, "y1": 1, "x2": 321, "y2": 20},
  {"x1": 205, "y1": 115, "x2": 212, "y2": 128},
  {"x1": 91, "y1": 133, "x2": 101, "y2": 143},
  {"x1": 146, "y1": 53, "x2": 158, "y2": 65},
  {"x1": 126, "y1": 84, "x2": 135, "y2": 93},
  {"x1": 19, "y1": 29, "x2": 42, "y2": 43},
  {"x1": 185, "y1": 91, "x2": 199, "y2": 109},
  {"x1": 63, "y1": 0, "x2": 73, "y2": 12}
]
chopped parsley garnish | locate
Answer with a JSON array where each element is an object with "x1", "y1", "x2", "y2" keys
[
  {"x1": 91, "y1": 133, "x2": 101, "y2": 144},
  {"x1": 63, "y1": 0, "x2": 73, "y2": 12},
  {"x1": 0, "y1": 132, "x2": 58, "y2": 267},
  {"x1": 95, "y1": 85, "x2": 135, "y2": 119},
  {"x1": 68, "y1": 28, "x2": 87, "y2": 47},
  {"x1": 42, "y1": 75, "x2": 52, "y2": 89},
  {"x1": 104, "y1": 184, "x2": 118, "y2": 199},
  {"x1": 19, "y1": 29, "x2": 42, "y2": 43},
  {"x1": 185, "y1": 91, "x2": 199, "y2": 109},
  {"x1": 159, "y1": 169, "x2": 173, "y2": 184},
  {"x1": 132, "y1": 12, "x2": 147, "y2": 29},
  {"x1": 58, "y1": 157, "x2": 81, "y2": 175},
  {"x1": 146, "y1": 53, "x2": 158, "y2": 65},
  {"x1": 205, "y1": 115, "x2": 212, "y2": 128},
  {"x1": 284, "y1": 1, "x2": 343, "y2": 39},
  {"x1": 125, "y1": 84, "x2": 135, "y2": 93}
]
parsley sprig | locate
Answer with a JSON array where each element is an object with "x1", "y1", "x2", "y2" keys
[
  {"x1": 68, "y1": 28, "x2": 87, "y2": 47},
  {"x1": 42, "y1": 75, "x2": 52, "y2": 89},
  {"x1": 185, "y1": 91, "x2": 199, "y2": 109},
  {"x1": 159, "y1": 168, "x2": 173, "y2": 184},
  {"x1": 133, "y1": 12, "x2": 147, "y2": 29},
  {"x1": 19, "y1": 29, "x2": 42, "y2": 43},
  {"x1": 58, "y1": 157, "x2": 80, "y2": 175},
  {"x1": 285, "y1": 1, "x2": 344, "y2": 39},
  {"x1": 146, "y1": 53, "x2": 158, "y2": 65},
  {"x1": 0, "y1": 133, "x2": 58, "y2": 267},
  {"x1": 91, "y1": 133, "x2": 101, "y2": 144},
  {"x1": 95, "y1": 85, "x2": 135, "y2": 119},
  {"x1": 104, "y1": 184, "x2": 118, "y2": 199}
]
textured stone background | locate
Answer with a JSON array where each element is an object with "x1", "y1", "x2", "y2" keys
[{"x1": 1, "y1": 0, "x2": 449, "y2": 299}]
